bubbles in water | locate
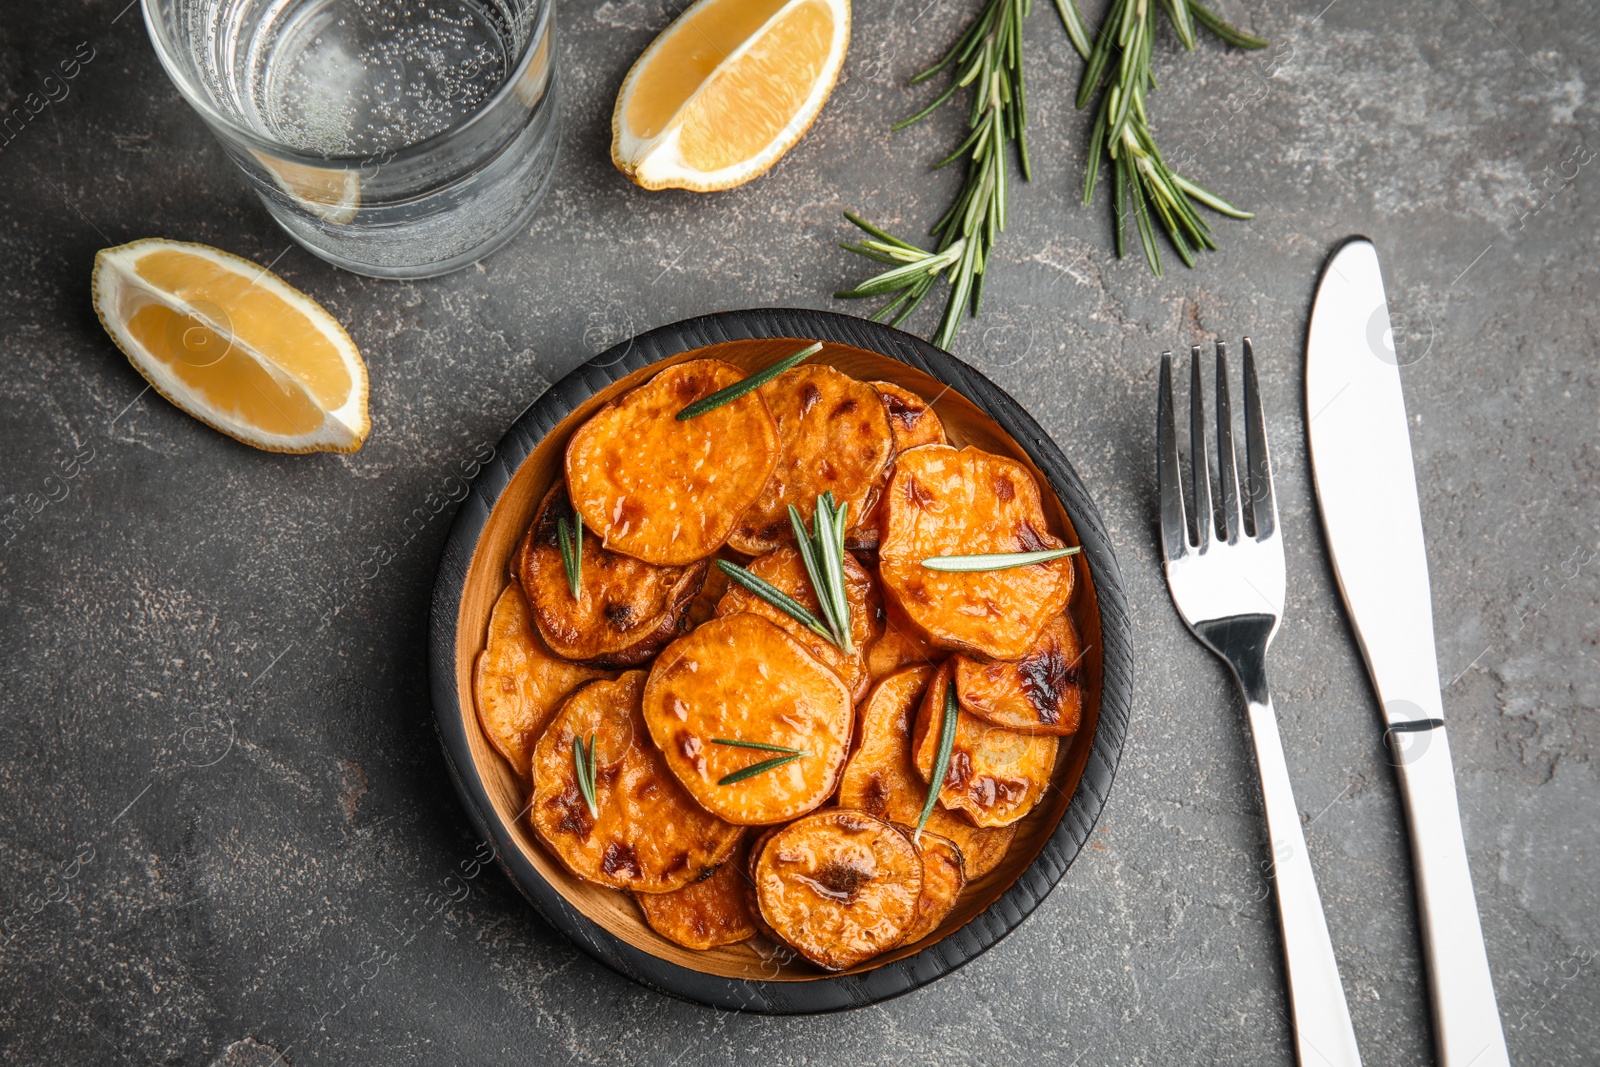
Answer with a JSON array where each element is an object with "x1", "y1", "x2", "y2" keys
[{"x1": 243, "y1": 0, "x2": 519, "y2": 154}]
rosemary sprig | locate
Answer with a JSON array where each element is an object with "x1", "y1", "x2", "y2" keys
[
  {"x1": 914, "y1": 681, "x2": 960, "y2": 843},
  {"x1": 557, "y1": 512, "x2": 583, "y2": 599},
  {"x1": 676, "y1": 342, "x2": 823, "y2": 420},
  {"x1": 711, "y1": 738, "x2": 806, "y2": 755},
  {"x1": 922, "y1": 545, "x2": 1081, "y2": 571},
  {"x1": 1058, "y1": 0, "x2": 1266, "y2": 275},
  {"x1": 836, "y1": 0, "x2": 1032, "y2": 350},
  {"x1": 573, "y1": 734, "x2": 599, "y2": 817},
  {"x1": 719, "y1": 752, "x2": 806, "y2": 786},
  {"x1": 714, "y1": 559, "x2": 837, "y2": 647},
  {"x1": 788, "y1": 492, "x2": 854, "y2": 654}
]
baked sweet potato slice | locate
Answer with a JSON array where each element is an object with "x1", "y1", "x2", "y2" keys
[
  {"x1": 912, "y1": 664, "x2": 1057, "y2": 828},
  {"x1": 565, "y1": 359, "x2": 780, "y2": 565},
  {"x1": 530, "y1": 671, "x2": 741, "y2": 892},
  {"x1": 727, "y1": 365, "x2": 893, "y2": 555},
  {"x1": 753, "y1": 809, "x2": 922, "y2": 971},
  {"x1": 865, "y1": 598, "x2": 939, "y2": 683},
  {"x1": 636, "y1": 833, "x2": 758, "y2": 950},
  {"x1": 642, "y1": 613, "x2": 854, "y2": 825},
  {"x1": 684, "y1": 551, "x2": 734, "y2": 629},
  {"x1": 518, "y1": 483, "x2": 707, "y2": 667},
  {"x1": 842, "y1": 383, "x2": 949, "y2": 557},
  {"x1": 743, "y1": 823, "x2": 787, "y2": 943},
  {"x1": 474, "y1": 584, "x2": 611, "y2": 778},
  {"x1": 897, "y1": 829, "x2": 965, "y2": 946},
  {"x1": 837, "y1": 666, "x2": 1015, "y2": 878},
  {"x1": 879, "y1": 445, "x2": 1075, "y2": 660},
  {"x1": 954, "y1": 614, "x2": 1085, "y2": 735},
  {"x1": 871, "y1": 381, "x2": 947, "y2": 453},
  {"x1": 715, "y1": 546, "x2": 877, "y2": 702}
]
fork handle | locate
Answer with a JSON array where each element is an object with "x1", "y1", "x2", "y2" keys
[{"x1": 1246, "y1": 695, "x2": 1364, "y2": 1067}]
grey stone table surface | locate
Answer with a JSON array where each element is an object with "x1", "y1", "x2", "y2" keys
[{"x1": 1, "y1": 0, "x2": 1595, "y2": 1063}]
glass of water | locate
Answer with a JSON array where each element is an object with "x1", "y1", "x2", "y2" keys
[{"x1": 141, "y1": 0, "x2": 559, "y2": 279}]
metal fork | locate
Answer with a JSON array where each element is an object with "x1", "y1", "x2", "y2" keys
[{"x1": 1158, "y1": 341, "x2": 1362, "y2": 1067}]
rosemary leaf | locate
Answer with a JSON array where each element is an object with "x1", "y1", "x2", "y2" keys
[
  {"x1": 914, "y1": 683, "x2": 960, "y2": 842},
  {"x1": 557, "y1": 513, "x2": 582, "y2": 599},
  {"x1": 1058, "y1": 0, "x2": 1266, "y2": 274},
  {"x1": 921, "y1": 545, "x2": 1081, "y2": 571},
  {"x1": 1188, "y1": 0, "x2": 1269, "y2": 49},
  {"x1": 838, "y1": 0, "x2": 1029, "y2": 350},
  {"x1": 573, "y1": 734, "x2": 598, "y2": 818},
  {"x1": 787, "y1": 494, "x2": 855, "y2": 653},
  {"x1": 718, "y1": 752, "x2": 805, "y2": 786},
  {"x1": 711, "y1": 738, "x2": 806, "y2": 754},
  {"x1": 788, "y1": 505, "x2": 838, "y2": 636},
  {"x1": 715, "y1": 560, "x2": 836, "y2": 646},
  {"x1": 676, "y1": 342, "x2": 822, "y2": 421}
]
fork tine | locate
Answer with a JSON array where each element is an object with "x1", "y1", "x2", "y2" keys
[
  {"x1": 1241, "y1": 337, "x2": 1278, "y2": 539},
  {"x1": 1189, "y1": 346, "x2": 1213, "y2": 550},
  {"x1": 1157, "y1": 354, "x2": 1188, "y2": 560},
  {"x1": 1214, "y1": 342, "x2": 1243, "y2": 543}
]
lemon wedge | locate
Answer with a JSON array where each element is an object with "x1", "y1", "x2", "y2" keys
[
  {"x1": 93, "y1": 239, "x2": 370, "y2": 453},
  {"x1": 611, "y1": 0, "x2": 850, "y2": 192},
  {"x1": 254, "y1": 153, "x2": 362, "y2": 225}
]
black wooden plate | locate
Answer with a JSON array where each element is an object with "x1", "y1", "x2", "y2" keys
[{"x1": 428, "y1": 308, "x2": 1131, "y2": 1013}]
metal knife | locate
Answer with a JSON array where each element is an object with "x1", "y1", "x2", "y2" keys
[{"x1": 1305, "y1": 237, "x2": 1509, "y2": 1067}]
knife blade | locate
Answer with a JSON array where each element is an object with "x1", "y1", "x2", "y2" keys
[{"x1": 1305, "y1": 237, "x2": 1509, "y2": 1067}]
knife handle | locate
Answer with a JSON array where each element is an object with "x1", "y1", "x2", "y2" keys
[
  {"x1": 1390, "y1": 722, "x2": 1509, "y2": 1067},
  {"x1": 1246, "y1": 696, "x2": 1363, "y2": 1067}
]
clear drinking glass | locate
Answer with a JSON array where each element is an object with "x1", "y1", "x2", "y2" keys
[{"x1": 141, "y1": 0, "x2": 560, "y2": 279}]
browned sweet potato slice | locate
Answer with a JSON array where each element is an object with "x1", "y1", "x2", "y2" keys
[
  {"x1": 954, "y1": 613, "x2": 1085, "y2": 735},
  {"x1": 530, "y1": 671, "x2": 741, "y2": 891},
  {"x1": 879, "y1": 445, "x2": 1075, "y2": 660},
  {"x1": 727, "y1": 365, "x2": 893, "y2": 555},
  {"x1": 842, "y1": 384, "x2": 948, "y2": 557},
  {"x1": 913, "y1": 663, "x2": 1057, "y2": 828},
  {"x1": 565, "y1": 359, "x2": 780, "y2": 565},
  {"x1": 714, "y1": 546, "x2": 877, "y2": 702},
  {"x1": 636, "y1": 833, "x2": 758, "y2": 950},
  {"x1": 753, "y1": 809, "x2": 923, "y2": 971},
  {"x1": 518, "y1": 483, "x2": 706, "y2": 667},
  {"x1": 743, "y1": 823, "x2": 787, "y2": 943},
  {"x1": 837, "y1": 666, "x2": 1015, "y2": 878},
  {"x1": 865, "y1": 598, "x2": 939, "y2": 683},
  {"x1": 897, "y1": 829, "x2": 965, "y2": 946},
  {"x1": 642, "y1": 613, "x2": 854, "y2": 824},
  {"x1": 871, "y1": 381, "x2": 947, "y2": 453},
  {"x1": 474, "y1": 584, "x2": 612, "y2": 778},
  {"x1": 684, "y1": 551, "x2": 734, "y2": 629},
  {"x1": 842, "y1": 507, "x2": 883, "y2": 557}
]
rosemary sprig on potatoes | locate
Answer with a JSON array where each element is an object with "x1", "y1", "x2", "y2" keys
[
  {"x1": 915, "y1": 683, "x2": 960, "y2": 843},
  {"x1": 921, "y1": 545, "x2": 1080, "y2": 571},
  {"x1": 573, "y1": 733, "x2": 599, "y2": 817},
  {"x1": 715, "y1": 559, "x2": 838, "y2": 647},
  {"x1": 719, "y1": 752, "x2": 807, "y2": 786},
  {"x1": 714, "y1": 491, "x2": 858, "y2": 653},
  {"x1": 676, "y1": 342, "x2": 822, "y2": 421},
  {"x1": 789, "y1": 492, "x2": 855, "y2": 654},
  {"x1": 557, "y1": 512, "x2": 583, "y2": 599},
  {"x1": 711, "y1": 738, "x2": 808, "y2": 755}
]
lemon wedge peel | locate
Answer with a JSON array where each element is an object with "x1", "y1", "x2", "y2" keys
[
  {"x1": 253, "y1": 152, "x2": 363, "y2": 225},
  {"x1": 611, "y1": 0, "x2": 851, "y2": 193},
  {"x1": 92, "y1": 239, "x2": 370, "y2": 454}
]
